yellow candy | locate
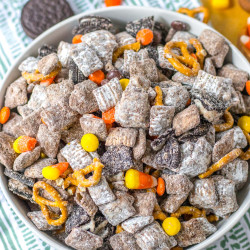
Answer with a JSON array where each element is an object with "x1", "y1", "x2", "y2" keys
[
  {"x1": 13, "y1": 137, "x2": 22, "y2": 154},
  {"x1": 162, "y1": 217, "x2": 181, "y2": 236},
  {"x1": 238, "y1": 116, "x2": 250, "y2": 133},
  {"x1": 119, "y1": 79, "x2": 130, "y2": 90},
  {"x1": 42, "y1": 166, "x2": 60, "y2": 180},
  {"x1": 81, "y1": 134, "x2": 99, "y2": 152},
  {"x1": 40, "y1": 152, "x2": 47, "y2": 159},
  {"x1": 211, "y1": 0, "x2": 230, "y2": 9}
]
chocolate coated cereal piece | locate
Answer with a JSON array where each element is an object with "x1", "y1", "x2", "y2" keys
[
  {"x1": 218, "y1": 64, "x2": 249, "y2": 91},
  {"x1": 205, "y1": 125, "x2": 216, "y2": 146},
  {"x1": 75, "y1": 189, "x2": 98, "y2": 216},
  {"x1": 111, "y1": 181, "x2": 128, "y2": 192},
  {"x1": 73, "y1": 15, "x2": 115, "y2": 36},
  {"x1": 128, "y1": 75, "x2": 151, "y2": 90},
  {"x1": 61, "y1": 140, "x2": 92, "y2": 171},
  {"x1": 65, "y1": 226, "x2": 103, "y2": 250},
  {"x1": 220, "y1": 158, "x2": 248, "y2": 190},
  {"x1": 157, "y1": 45, "x2": 175, "y2": 71},
  {"x1": 28, "y1": 211, "x2": 62, "y2": 231},
  {"x1": 175, "y1": 218, "x2": 216, "y2": 247},
  {"x1": 126, "y1": 16, "x2": 154, "y2": 37},
  {"x1": 37, "y1": 53, "x2": 59, "y2": 76},
  {"x1": 88, "y1": 177, "x2": 116, "y2": 206},
  {"x1": 71, "y1": 43, "x2": 103, "y2": 77},
  {"x1": 189, "y1": 178, "x2": 218, "y2": 209},
  {"x1": 13, "y1": 146, "x2": 41, "y2": 171},
  {"x1": 115, "y1": 31, "x2": 136, "y2": 47},
  {"x1": 24, "y1": 158, "x2": 57, "y2": 178},
  {"x1": 18, "y1": 57, "x2": 39, "y2": 73},
  {"x1": 80, "y1": 114, "x2": 107, "y2": 141},
  {"x1": 4, "y1": 77, "x2": 28, "y2": 109},
  {"x1": 27, "y1": 85, "x2": 48, "y2": 110},
  {"x1": 8, "y1": 179, "x2": 33, "y2": 202},
  {"x1": 105, "y1": 128, "x2": 138, "y2": 147},
  {"x1": 101, "y1": 146, "x2": 133, "y2": 176},
  {"x1": 69, "y1": 80, "x2": 98, "y2": 115},
  {"x1": 149, "y1": 106, "x2": 175, "y2": 137},
  {"x1": 93, "y1": 77, "x2": 123, "y2": 112},
  {"x1": 109, "y1": 231, "x2": 140, "y2": 250},
  {"x1": 146, "y1": 45, "x2": 159, "y2": 65},
  {"x1": 121, "y1": 216, "x2": 154, "y2": 234},
  {"x1": 153, "y1": 21, "x2": 169, "y2": 45},
  {"x1": 37, "y1": 124, "x2": 61, "y2": 158},
  {"x1": 38, "y1": 44, "x2": 57, "y2": 58},
  {"x1": 4, "y1": 168, "x2": 35, "y2": 187},
  {"x1": 133, "y1": 129, "x2": 146, "y2": 160},
  {"x1": 17, "y1": 105, "x2": 34, "y2": 118},
  {"x1": 198, "y1": 29, "x2": 225, "y2": 56},
  {"x1": 99, "y1": 196, "x2": 136, "y2": 226},
  {"x1": 61, "y1": 121, "x2": 83, "y2": 144},
  {"x1": 135, "y1": 222, "x2": 177, "y2": 250},
  {"x1": 203, "y1": 58, "x2": 216, "y2": 76},
  {"x1": 171, "y1": 72, "x2": 197, "y2": 89},
  {"x1": 173, "y1": 105, "x2": 200, "y2": 136},
  {"x1": 211, "y1": 43, "x2": 229, "y2": 68},
  {"x1": 0, "y1": 132, "x2": 18, "y2": 169},
  {"x1": 2, "y1": 113, "x2": 23, "y2": 138},
  {"x1": 141, "y1": 140, "x2": 159, "y2": 168},
  {"x1": 243, "y1": 95, "x2": 250, "y2": 115},
  {"x1": 151, "y1": 128, "x2": 174, "y2": 151},
  {"x1": 133, "y1": 192, "x2": 157, "y2": 216},
  {"x1": 179, "y1": 137, "x2": 212, "y2": 178},
  {"x1": 161, "y1": 193, "x2": 188, "y2": 213},
  {"x1": 114, "y1": 191, "x2": 135, "y2": 205},
  {"x1": 171, "y1": 31, "x2": 196, "y2": 51},
  {"x1": 65, "y1": 205, "x2": 90, "y2": 234},
  {"x1": 69, "y1": 58, "x2": 86, "y2": 85},
  {"x1": 154, "y1": 137, "x2": 181, "y2": 171},
  {"x1": 231, "y1": 91, "x2": 246, "y2": 114},
  {"x1": 115, "y1": 86, "x2": 150, "y2": 128},
  {"x1": 57, "y1": 41, "x2": 72, "y2": 67},
  {"x1": 163, "y1": 85, "x2": 190, "y2": 113},
  {"x1": 54, "y1": 68, "x2": 69, "y2": 83}
]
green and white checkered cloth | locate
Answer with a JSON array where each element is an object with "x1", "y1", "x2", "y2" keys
[{"x1": 0, "y1": 0, "x2": 249, "y2": 249}]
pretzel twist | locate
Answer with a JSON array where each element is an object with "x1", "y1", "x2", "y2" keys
[
  {"x1": 178, "y1": 6, "x2": 210, "y2": 23},
  {"x1": 240, "y1": 130, "x2": 250, "y2": 160},
  {"x1": 113, "y1": 42, "x2": 140, "y2": 62},
  {"x1": 214, "y1": 109, "x2": 234, "y2": 132}
]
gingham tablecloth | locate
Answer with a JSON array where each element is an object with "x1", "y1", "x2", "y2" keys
[{"x1": 0, "y1": 0, "x2": 249, "y2": 249}]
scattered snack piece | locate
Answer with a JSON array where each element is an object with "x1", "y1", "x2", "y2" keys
[
  {"x1": 162, "y1": 217, "x2": 181, "y2": 236},
  {"x1": 110, "y1": 231, "x2": 140, "y2": 250},
  {"x1": 177, "y1": 6, "x2": 209, "y2": 23},
  {"x1": 13, "y1": 136, "x2": 37, "y2": 154},
  {"x1": 105, "y1": 0, "x2": 122, "y2": 7},
  {"x1": 238, "y1": 116, "x2": 250, "y2": 133},
  {"x1": 211, "y1": 0, "x2": 230, "y2": 9},
  {"x1": 136, "y1": 29, "x2": 154, "y2": 46},
  {"x1": 8, "y1": 179, "x2": 33, "y2": 202},
  {"x1": 81, "y1": 134, "x2": 99, "y2": 152},
  {"x1": 0, "y1": 107, "x2": 10, "y2": 124}
]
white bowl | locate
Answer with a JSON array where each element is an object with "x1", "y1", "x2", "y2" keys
[{"x1": 0, "y1": 6, "x2": 249, "y2": 250}]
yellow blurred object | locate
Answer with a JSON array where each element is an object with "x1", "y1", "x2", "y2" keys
[
  {"x1": 119, "y1": 79, "x2": 130, "y2": 90},
  {"x1": 238, "y1": 116, "x2": 250, "y2": 133},
  {"x1": 211, "y1": 0, "x2": 230, "y2": 9},
  {"x1": 162, "y1": 217, "x2": 181, "y2": 236},
  {"x1": 42, "y1": 166, "x2": 60, "y2": 180}
]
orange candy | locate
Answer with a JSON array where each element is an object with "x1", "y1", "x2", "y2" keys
[
  {"x1": 0, "y1": 107, "x2": 10, "y2": 124},
  {"x1": 186, "y1": 99, "x2": 191, "y2": 106},
  {"x1": 55, "y1": 162, "x2": 69, "y2": 175},
  {"x1": 156, "y1": 177, "x2": 165, "y2": 196},
  {"x1": 13, "y1": 136, "x2": 37, "y2": 153},
  {"x1": 105, "y1": 0, "x2": 122, "y2": 7},
  {"x1": 88, "y1": 70, "x2": 105, "y2": 85},
  {"x1": 72, "y1": 34, "x2": 83, "y2": 44},
  {"x1": 40, "y1": 76, "x2": 55, "y2": 87},
  {"x1": 136, "y1": 29, "x2": 154, "y2": 46},
  {"x1": 246, "y1": 80, "x2": 250, "y2": 95},
  {"x1": 102, "y1": 107, "x2": 115, "y2": 124}
]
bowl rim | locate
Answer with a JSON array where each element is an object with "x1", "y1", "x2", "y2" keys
[{"x1": 0, "y1": 6, "x2": 249, "y2": 250}]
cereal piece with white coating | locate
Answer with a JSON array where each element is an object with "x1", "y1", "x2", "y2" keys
[
  {"x1": 2, "y1": 113, "x2": 24, "y2": 138},
  {"x1": 189, "y1": 178, "x2": 218, "y2": 209},
  {"x1": 68, "y1": 57, "x2": 86, "y2": 84},
  {"x1": 71, "y1": 43, "x2": 103, "y2": 77},
  {"x1": 61, "y1": 121, "x2": 83, "y2": 144},
  {"x1": 112, "y1": 181, "x2": 128, "y2": 192},
  {"x1": 133, "y1": 192, "x2": 157, "y2": 216},
  {"x1": 99, "y1": 196, "x2": 136, "y2": 226},
  {"x1": 243, "y1": 95, "x2": 250, "y2": 115},
  {"x1": 157, "y1": 45, "x2": 175, "y2": 70},
  {"x1": 203, "y1": 57, "x2": 216, "y2": 76},
  {"x1": 198, "y1": 29, "x2": 225, "y2": 56},
  {"x1": 179, "y1": 137, "x2": 212, "y2": 177},
  {"x1": 149, "y1": 106, "x2": 175, "y2": 136},
  {"x1": 211, "y1": 43, "x2": 229, "y2": 68},
  {"x1": 24, "y1": 158, "x2": 57, "y2": 178},
  {"x1": 220, "y1": 158, "x2": 248, "y2": 190},
  {"x1": 218, "y1": 64, "x2": 248, "y2": 91},
  {"x1": 88, "y1": 177, "x2": 116, "y2": 206},
  {"x1": 4, "y1": 77, "x2": 28, "y2": 109},
  {"x1": 115, "y1": 31, "x2": 136, "y2": 47},
  {"x1": 8, "y1": 179, "x2": 33, "y2": 202},
  {"x1": 17, "y1": 105, "x2": 34, "y2": 118},
  {"x1": 93, "y1": 77, "x2": 123, "y2": 112},
  {"x1": 171, "y1": 31, "x2": 196, "y2": 51},
  {"x1": 69, "y1": 80, "x2": 98, "y2": 115},
  {"x1": 128, "y1": 75, "x2": 151, "y2": 91},
  {"x1": 115, "y1": 86, "x2": 150, "y2": 128},
  {"x1": 231, "y1": 91, "x2": 246, "y2": 114},
  {"x1": 105, "y1": 127, "x2": 138, "y2": 147},
  {"x1": 65, "y1": 226, "x2": 103, "y2": 250},
  {"x1": 57, "y1": 41, "x2": 72, "y2": 67},
  {"x1": 109, "y1": 231, "x2": 140, "y2": 250},
  {"x1": 18, "y1": 57, "x2": 39, "y2": 73},
  {"x1": 0, "y1": 132, "x2": 18, "y2": 169},
  {"x1": 13, "y1": 146, "x2": 41, "y2": 171},
  {"x1": 161, "y1": 193, "x2": 188, "y2": 213},
  {"x1": 27, "y1": 211, "x2": 62, "y2": 231},
  {"x1": 171, "y1": 72, "x2": 197, "y2": 89},
  {"x1": 37, "y1": 53, "x2": 59, "y2": 76},
  {"x1": 135, "y1": 222, "x2": 177, "y2": 250},
  {"x1": 37, "y1": 124, "x2": 61, "y2": 158},
  {"x1": 121, "y1": 216, "x2": 154, "y2": 234},
  {"x1": 80, "y1": 114, "x2": 107, "y2": 141},
  {"x1": 205, "y1": 125, "x2": 216, "y2": 146},
  {"x1": 175, "y1": 218, "x2": 216, "y2": 247},
  {"x1": 173, "y1": 105, "x2": 200, "y2": 136},
  {"x1": 27, "y1": 85, "x2": 48, "y2": 110},
  {"x1": 61, "y1": 140, "x2": 92, "y2": 171},
  {"x1": 133, "y1": 129, "x2": 146, "y2": 160}
]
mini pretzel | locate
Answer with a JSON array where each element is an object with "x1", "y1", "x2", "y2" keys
[
  {"x1": 113, "y1": 41, "x2": 141, "y2": 62},
  {"x1": 22, "y1": 62, "x2": 62, "y2": 82},
  {"x1": 214, "y1": 109, "x2": 234, "y2": 132},
  {"x1": 116, "y1": 225, "x2": 124, "y2": 234},
  {"x1": 199, "y1": 148, "x2": 243, "y2": 179},
  {"x1": 207, "y1": 214, "x2": 219, "y2": 223},
  {"x1": 164, "y1": 41, "x2": 201, "y2": 76},
  {"x1": 33, "y1": 181, "x2": 68, "y2": 226},
  {"x1": 154, "y1": 86, "x2": 163, "y2": 106},
  {"x1": 171, "y1": 206, "x2": 204, "y2": 219},
  {"x1": 177, "y1": 6, "x2": 210, "y2": 23},
  {"x1": 240, "y1": 130, "x2": 250, "y2": 160},
  {"x1": 189, "y1": 38, "x2": 207, "y2": 69},
  {"x1": 153, "y1": 203, "x2": 167, "y2": 221}
]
